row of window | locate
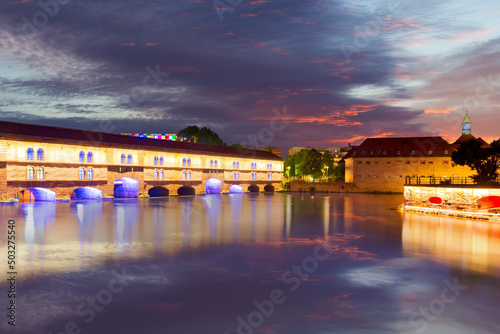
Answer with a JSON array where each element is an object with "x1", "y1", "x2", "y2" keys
[
  {"x1": 26, "y1": 167, "x2": 44, "y2": 180},
  {"x1": 267, "y1": 173, "x2": 273, "y2": 180},
  {"x1": 26, "y1": 148, "x2": 44, "y2": 161},
  {"x1": 356, "y1": 174, "x2": 457, "y2": 179},
  {"x1": 154, "y1": 156, "x2": 165, "y2": 166},
  {"x1": 79, "y1": 151, "x2": 93, "y2": 163},
  {"x1": 153, "y1": 170, "x2": 165, "y2": 180},
  {"x1": 368, "y1": 150, "x2": 449, "y2": 156},
  {"x1": 121, "y1": 154, "x2": 133, "y2": 164},
  {"x1": 357, "y1": 160, "x2": 448, "y2": 165},
  {"x1": 267, "y1": 163, "x2": 273, "y2": 170},
  {"x1": 233, "y1": 172, "x2": 240, "y2": 180},
  {"x1": 251, "y1": 173, "x2": 258, "y2": 180},
  {"x1": 79, "y1": 168, "x2": 94, "y2": 180}
]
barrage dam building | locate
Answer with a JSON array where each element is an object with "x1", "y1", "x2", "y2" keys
[{"x1": 0, "y1": 121, "x2": 283, "y2": 199}]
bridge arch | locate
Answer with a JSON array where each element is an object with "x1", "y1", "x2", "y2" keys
[
  {"x1": 71, "y1": 187, "x2": 103, "y2": 200},
  {"x1": 177, "y1": 186, "x2": 195, "y2": 196},
  {"x1": 148, "y1": 186, "x2": 169, "y2": 197},
  {"x1": 114, "y1": 177, "x2": 139, "y2": 198},
  {"x1": 17, "y1": 188, "x2": 56, "y2": 202},
  {"x1": 264, "y1": 184, "x2": 275, "y2": 193},
  {"x1": 229, "y1": 184, "x2": 243, "y2": 194},
  {"x1": 206, "y1": 178, "x2": 222, "y2": 194},
  {"x1": 248, "y1": 185, "x2": 260, "y2": 193}
]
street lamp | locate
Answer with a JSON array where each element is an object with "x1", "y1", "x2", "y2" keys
[
  {"x1": 325, "y1": 166, "x2": 329, "y2": 182},
  {"x1": 287, "y1": 166, "x2": 291, "y2": 179}
]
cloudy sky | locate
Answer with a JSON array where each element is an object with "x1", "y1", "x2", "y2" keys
[{"x1": 1, "y1": 0, "x2": 499, "y2": 154}]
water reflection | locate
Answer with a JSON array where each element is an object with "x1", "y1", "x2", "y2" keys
[{"x1": 402, "y1": 212, "x2": 500, "y2": 274}]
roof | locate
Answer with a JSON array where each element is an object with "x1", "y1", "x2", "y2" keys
[
  {"x1": 344, "y1": 136, "x2": 455, "y2": 159},
  {"x1": 462, "y1": 111, "x2": 471, "y2": 124},
  {"x1": 452, "y1": 134, "x2": 490, "y2": 148},
  {"x1": 0, "y1": 120, "x2": 282, "y2": 160}
]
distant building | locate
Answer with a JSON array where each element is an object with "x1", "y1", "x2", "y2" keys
[
  {"x1": 343, "y1": 112, "x2": 478, "y2": 192},
  {"x1": 120, "y1": 133, "x2": 188, "y2": 141},
  {"x1": 288, "y1": 145, "x2": 354, "y2": 163}
]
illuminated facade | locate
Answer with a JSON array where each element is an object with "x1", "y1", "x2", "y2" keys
[{"x1": 0, "y1": 121, "x2": 283, "y2": 199}]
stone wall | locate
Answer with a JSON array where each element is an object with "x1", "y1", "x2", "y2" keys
[{"x1": 290, "y1": 181, "x2": 355, "y2": 192}]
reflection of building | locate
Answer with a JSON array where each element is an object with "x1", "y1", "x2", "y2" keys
[
  {"x1": 343, "y1": 112, "x2": 478, "y2": 192},
  {"x1": 0, "y1": 121, "x2": 283, "y2": 198},
  {"x1": 402, "y1": 213, "x2": 500, "y2": 273}
]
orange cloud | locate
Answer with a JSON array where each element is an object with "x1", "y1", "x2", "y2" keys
[
  {"x1": 119, "y1": 42, "x2": 135, "y2": 46},
  {"x1": 424, "y1": 108, "x2": 456, "y2": 114},
  {"x1": 264, "y1": 47, "x2": 291, "y2": 55}
]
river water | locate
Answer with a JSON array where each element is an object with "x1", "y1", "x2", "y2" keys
[{"x1": 1, "y1": 193, "x2": 499, "y2": 334}]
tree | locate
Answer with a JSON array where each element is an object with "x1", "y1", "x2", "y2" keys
[
  {"x1": 177, "y1": 126, "x2": 224, "y2": 146},
  {"x1": 451, "y1": 138, "x2": 500, "y2": 182},
  {"x1": 322, "y1": 150, "x2": 335, "y2": 179},
  {"x1": 296, "y1": 149, "x2": 323, "y2": 179}
]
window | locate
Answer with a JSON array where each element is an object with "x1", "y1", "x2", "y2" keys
[
  {"x1": 428, "y1": 161, "x2": 434, "y2": 165},
  {"x1": 387, "y1": 162, "x2": 391, "y2": 165},
  {"x1": 154, "y1": 156, "x2": 158, "y2": 166},
  {"x1": 398, "y1": 175, "x2": 403, "y2": 178},
  {"x1": 233, "y1": 172, "x2": 236, "y2": 180},
  {"x1": 386, "y1": 175, "x2": 391, "y2": 179},
  {"x1": 87, "y1": 168, "x2": 93, "y2": 180},
  {"x1": 87, "y1": 152, "x2": 93, "y2": 163},
  {"x1": 37, "y1": 149, "x2": 44, "y2": 161},
  {"x1": 374, "y1": 161, "x2": 379, "y2": 165},
  {"x1": 366, "y1": 161, "x2": 370, "y2": 164},
  {"x1": 160, "y1": 170, "x2": 164, "y2": 180},
  {"x1": 187, "y1": 171, "x2": 191, "y2": 180},
  {"x1": 373, "y1": 175, "x2": 379, "y2": 179},
  {"x1": 27, "y1": 148, "x2": 34, "y2": 161},
  {"x1": 159, "y1": 156, "x2": 164, "y2": 166},
  {"x1": 214, "y1": 160, "x2": 217, "y2": 168},
  {"x1": 411, "y1": 151, "x2": 415, "y2": 155},
  {"x1": 383, "y1": 151, "x2": 387, "y2": 155},
  {"x1": 269, "y1": 163, "x2": 272, "y2": 170},
  {"x1": 269, "y1": 173, "x2": 273, "y2": 180},
  {"x1": 365, "y1": 175, "x2": 370, "y2": 178},
  {"x1": 79, "y1": 151, "x2": 85, "y2": 163},
  {"x1": 444, "y1": 150, "x2": 449, "y2": 155},
  {"x1": 236, "y1": 172, "x2": 239, "y2": 180},
  {"x1": 357, "y1": 161, "x2": 362, "y2": 165},
  {"x1": 154, "y1": 170, "x2": 158, "y2": 180},
  {"x1": 210, "y1": 160, "x2": 213, "y2": 168},
  {"x1": 79, "y1": 168, "x2": 85, "y2": 180},
  {"x1": 182, "y1": 171, "x2": 186, "y2": 180},
  {"x1": 405, "y1": 161, "x2": 410, "y2": 165},
  {"x1": 183, "y1": 158, "x2": 186, "y2": 167},
  {"x1": 27, "y1": 167, "x2": 34, "y2": 180},
  {"x1": 233, "y1": 161, "x2": 236, "y2": 169},
  {"x1": 36, "y1": 167, "x2": 44, "y2": 180},
  {"x1": 356, "y1": 174, "x2": 362, "y2": 178},
  {"x1": 237, "y1": 161, "x2": 240, "y2": 169},
  {"x1": 443, "y1": 160, "x2": 449, "y2": 165},
  {"x1": 127, "y1": 154, "x2": 132, "y2": 164},
  {"x1": 413, "y1": 161, "x2": 418, "y2": 165},
  {"x1": 121, "y1": 154, "x2": 126, "y2": 164},
  {"x1": 187, "y1": 158, "x2": 191, "y2": 167},
  {"x1": 397, "y1": 150, "x2": 400, "y2": 155},
  {"x1": 397, "y1": 160, "x2": 402, "y2": 165},
  {"x1": 420, "y1": 161, "x2": 425, "y2": 165},
  {"x1": 428, "y1": 150, "x2": 432, "y2": 155},
  {"x1": 370, "y1": 151, "x2": 373, "y2": 155}
]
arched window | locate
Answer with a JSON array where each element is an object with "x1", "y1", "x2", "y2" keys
[
  {"x1": 27, "y1": 167, "x2": 34, "y2": 180},
  {"x1": 237, "y1": 172, "x2": 239, "y2": 180},
  {"x1": 87, "y1": 152, "x2": 93, "y2": 163},
  {"x1": 233, "y1": 161, "x2": 236, "y2": 169},
  {"x1": 79, "y1": 151, "x2": 85, "y2": 163},
  {"x1": 159, "y1": 156, "x2": 164, "y2": 166},
  {"x1": 236, "y1": 161, "x2": 239, "y2": 169},
  {"x1": 187, "y1": 171, "x2": 191, "y2": 180},
  {"x1": 182, "y1": 171, "x2": 186, "y2": 180},
  {"x1": 233, "y1": 172, "x2": 236, "y2": 180},
  {"x1": 210, "y1": 160, "x2": 213, "y2": 168},
  {"x1": 214, "y1": 160, "x2": 217, "y2": 168},
  {"x1": 269, "y1": 163, "x2": 272, "y2": 170},
  {"x1": 269, "y1": 173, "x2": 272, "y2": 180},
  {"x1": 27, "y1": 148, "x2": 34, "y2": 161},
  {"x1": 160, "y1": 170, "x2": 164, "y2": 180},
  {"x1": 79, "y1": 168, "x2": 85, "y2": 180},
  {"x1": 127, "y1": 154, "x2": 132, "y2": 164},
  {"x1": 187, "y1": 158, "x2": 191, "y2": 167},
  {"x1": 182, "y1": 158, "x2": 186, "y2": 167},
  {"x1": 36, "y1": 148, "x2": 44, "y2": 161},
  {"x1": 154, "y1": 156, "x2": 158, "y2": 166},
  {"x1": 154, "y1": 170, "x2": 158, "y2": 180},
  {"x1": 121, "y1": 154, "x2": 126, "y2": 164},
  {"x1": 36, "y1": 167, "x2": 44, "y2": 180},
  {"x1": 87, "y1": 168, "x2": 93, "y2": 180}
]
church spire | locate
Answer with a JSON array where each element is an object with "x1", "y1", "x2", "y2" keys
[{"x1": 462, "y1": 110, "x2": 471, "y2": 135}]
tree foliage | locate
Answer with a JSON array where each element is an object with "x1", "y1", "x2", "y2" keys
[
  {"x1": 177, "y1": 126, "x2": 225, "y2": 146},
  {"x1": 451, "y1": 138, "x2": 500, "y2": 182},
  {"x1": 285, "y1": 149, "x2": 337, "y2": 180}
]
